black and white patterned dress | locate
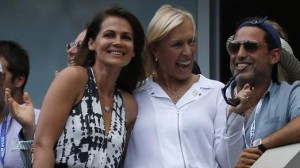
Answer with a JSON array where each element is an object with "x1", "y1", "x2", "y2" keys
[{"x1": 55, "y1": 67, "x2": 126, "y2": 168}]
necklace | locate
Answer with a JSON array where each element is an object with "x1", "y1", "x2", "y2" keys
[
  {"x1": 104, "y1": 105, "x2": 110, "y2": 112},
  {"x1": 103, "y1": 95, "x2": 114, "y2": 113},
  {"x1": 100, "y1": 89, "x2": 114, "y2": 113},
  {"x1": 167, "y1": 88, "x2": 181, "y2": 101}
]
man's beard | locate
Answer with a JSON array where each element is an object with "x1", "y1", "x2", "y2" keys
[{"x1": 236, "y1": 72, "x2": 256, "y2": 88}]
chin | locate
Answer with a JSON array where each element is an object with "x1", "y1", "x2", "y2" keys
[
  {"x1": 237, "y1": 74, "x2": 256, "y2": 85},
  {"x1": 176, "y1": 73, "x2": 192, "y2": 81}
]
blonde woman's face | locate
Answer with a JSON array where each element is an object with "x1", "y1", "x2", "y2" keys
[{"x1": 152, "y1": 19, "x2": 196, "y2": 80}]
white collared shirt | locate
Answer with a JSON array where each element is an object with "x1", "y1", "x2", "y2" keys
[{"x1": 124, "y1": 75, "x2": 244, "y2": 168}]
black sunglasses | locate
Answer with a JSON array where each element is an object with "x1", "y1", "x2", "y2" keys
[
  {"x1": 221, "y1": 65, "x2": 250, "y2": 106},
  {"x1": 66, "y1": 40, "x2": 83, "y2": 51},
  {"x1": 227, "y1": 40, "x2": 267, "y2": 55}
]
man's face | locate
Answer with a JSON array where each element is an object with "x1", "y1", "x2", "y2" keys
[
  {"x1": 229, "y1": 26, "x2": 277, "y2": 86},
  {"x1": 66, "y1": 30, "x2": 87, "y2": 66}
]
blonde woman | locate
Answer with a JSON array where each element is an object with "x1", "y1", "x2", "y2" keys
[{"x1": 124, "y1": 4, "x2": 245, "y2": 168}]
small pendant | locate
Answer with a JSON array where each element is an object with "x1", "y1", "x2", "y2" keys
[{"x1": 104, "y1": 105, "x2": 110, "y2": 112}]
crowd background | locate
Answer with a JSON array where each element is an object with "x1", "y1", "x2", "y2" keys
[
  {"x1": 0, "y1": 0, "x2": 197, "y2": 108},
  {"x1": 1, "y1": 0, "x2": 299, "y2": 108}
]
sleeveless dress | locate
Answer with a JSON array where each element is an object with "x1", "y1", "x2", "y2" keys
[{"x1": 54, "y1": 67, "x2": 127, "y2": 168}]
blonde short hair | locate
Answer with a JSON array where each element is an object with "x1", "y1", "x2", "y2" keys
[{"x1": 144, "y1": 4, "x2": 196, "y2": 76}]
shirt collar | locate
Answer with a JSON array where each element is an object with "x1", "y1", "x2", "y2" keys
[
  {"x1": 227, "y1": 81, "x2": 273, "y2": 99},
  {"x1": 135, "y1": 74, "x2": 216, "y2": 98}
]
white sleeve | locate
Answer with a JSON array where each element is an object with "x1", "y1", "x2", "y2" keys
[{"x1": 214, "y1": 99, "x2": 244, "y2": 168}]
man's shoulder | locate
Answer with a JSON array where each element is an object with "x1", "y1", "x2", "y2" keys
[
  {"x1": 275, "y1": 81, "x2": 300, "y2": 91},
  {"x1": 291, "y1": 80, "x2": 300, "y2": 87}
]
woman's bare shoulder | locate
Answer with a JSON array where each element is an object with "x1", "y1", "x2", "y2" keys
[
  {"x1": 120, "y1": 90, "x2": 137, "y2": 126},
  {"x1": 50, "y1": 66, "x2": 88, "y2": 103}
]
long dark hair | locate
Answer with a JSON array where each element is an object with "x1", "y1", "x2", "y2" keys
[{"x1": 76, "y1": 5, "x2": 145, "y2": 93}]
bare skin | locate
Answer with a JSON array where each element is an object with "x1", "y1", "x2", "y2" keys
[
  {"x1": 6, "y1": 88, "x2": 35, "y2": 140},
  {"x1": 33, "y1": 16, "x2": 138, "y2": 167}
]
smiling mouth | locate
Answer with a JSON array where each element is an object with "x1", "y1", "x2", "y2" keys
[
  {"x1": 177, "y1": 61, "x2": 191, "y2": 69},
  {"x1": 108, "y1": 50, "x2": 125, "y2": 56},
  {"x1": 68, "y1": 55, "x2": 75, "y2": 61},
  {"x1": 236, "y1": 63, "x2": 251, "y2": 70}
]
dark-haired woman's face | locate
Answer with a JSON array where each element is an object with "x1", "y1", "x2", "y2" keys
[{"x1": 88, "y1": 16, "x2": 134, "y2": 67}]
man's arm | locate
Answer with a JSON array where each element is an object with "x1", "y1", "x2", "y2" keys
[
  {"x1": 262, "y1": 82, "x2": 300, "y2": 149},
  {"x1": 235, "y1": 116, "x2": 300, "y2": 168},
  {"x1": 262, "y1": 115, "x2": 300, "y2": 149}
]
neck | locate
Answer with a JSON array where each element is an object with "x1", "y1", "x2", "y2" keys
[
  {"x1": 237, "y1": 79, "x2": 271, "y2": 105},
  {"x1": 92, "y1": 66, "x2": 118, "y2": 97},
  {"x1": 154, "y1": 73, "x2": 198, "y2": 103},
  {"x1": 155, "y1": 73, "x2": 196, "y2": 91}
]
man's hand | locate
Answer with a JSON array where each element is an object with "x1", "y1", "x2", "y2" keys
[
  {"x1": 6, "y1": 88, "x2": 35, "y2": 140},
  {"x1": 228, "y1": 84, "x2": 254, "y2": 115},
  {"x1": 235, "y1": 147, "x2": 263, "y2": 168}
]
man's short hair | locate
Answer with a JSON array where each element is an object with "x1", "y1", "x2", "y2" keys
[{"x1": 0, "y1": 40, "x2": 30, "y2": 92}]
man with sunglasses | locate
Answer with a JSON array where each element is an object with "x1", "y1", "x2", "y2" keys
[
  {"x1": 224, "y1": 17, "x2": 300, "y2": 167},
  {"x1": 55, "y1": 29, "x2": 87, "y2": 76},
  {"x1": 66, "y1": 29, "x2": 86, "y2": 66}
]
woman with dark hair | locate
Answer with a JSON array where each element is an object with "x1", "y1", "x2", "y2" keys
[{"x1": 32, "y1": 5, "x2": 145, "y2": 167}]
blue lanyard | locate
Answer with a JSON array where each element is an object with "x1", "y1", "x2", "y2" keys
[{"x1": 0, "y1": 109, "x2": 9, "y2": 165}]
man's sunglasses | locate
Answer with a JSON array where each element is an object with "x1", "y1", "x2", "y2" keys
[
  {"x1": 66, "y1": 41, "x2": 82, "y2": 51},
  {"x1": 221, "y1": 65, "x2": 250, "y2": 106},
  {"x1": 227, "y1": 40, "x2": 267, "y2": 55}
]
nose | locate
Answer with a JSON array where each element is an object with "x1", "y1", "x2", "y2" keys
[
  {"x1": 236, "y1": 44, "x2": 248, "y2": 58},
  {"x1": 182, "y1": 43, "x2": 193, "y2": 56},
  {"x1": 112, "y1": 36, "x2": 123, "y2": 47},
  {"x1": 67, "y1": 46, "x2": 77, "y2": 55}
]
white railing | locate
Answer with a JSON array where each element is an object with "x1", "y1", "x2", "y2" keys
[{"x1": 252, "y1": 143, "x2": 300, "y2": 168}]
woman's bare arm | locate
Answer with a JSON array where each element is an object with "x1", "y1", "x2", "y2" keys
[{"x1": 32, "y1": 66, "x2": 87, "y2": 168}]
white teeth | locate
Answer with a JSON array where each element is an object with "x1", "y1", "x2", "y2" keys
[
  {"x1": 237, "y1": 64, "x2": 249, "y2": 68},
  {"x1": 110, "y1": 51, "x2": 123, "y2": 55},
  {"x1": 178, "y1": 61, "x2": 191, "y2": 65}
]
